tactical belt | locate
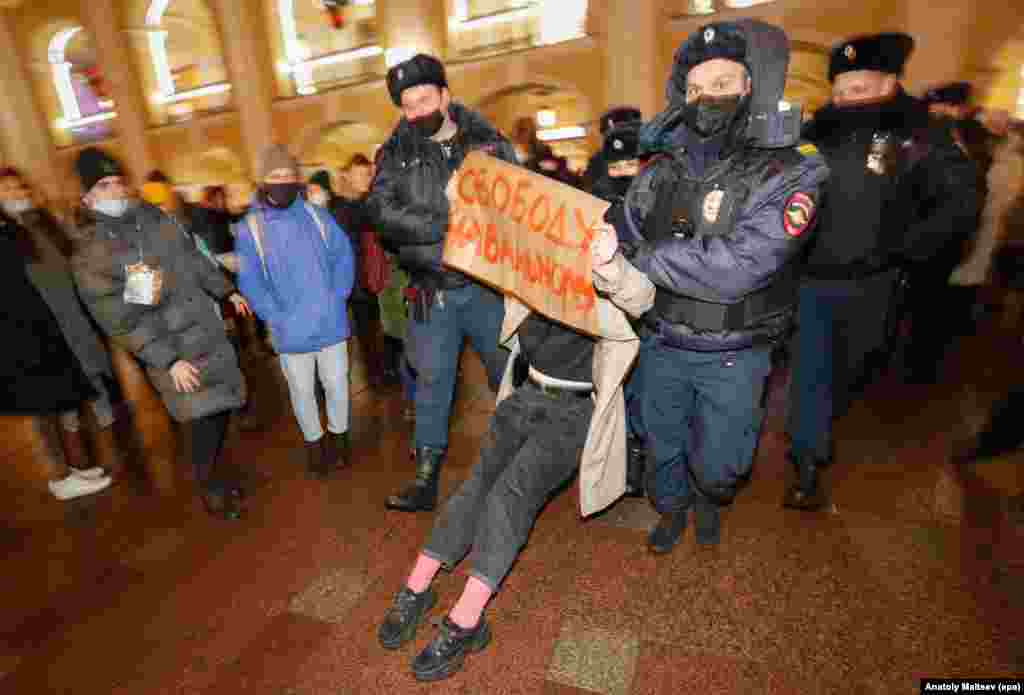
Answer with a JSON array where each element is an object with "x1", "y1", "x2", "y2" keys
[{"x1": 653, "y1": 274, "x2": 797, "y2": 333}]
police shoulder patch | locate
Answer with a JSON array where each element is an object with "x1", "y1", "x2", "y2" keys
[{"x1": 783, "y1": 192, "x2": 815, "y2": 237}]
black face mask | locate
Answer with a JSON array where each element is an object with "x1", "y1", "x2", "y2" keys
[
  {"x1": 682, "y1": 94, "x2": 747, "y2": 138},
  {"x1": 263, "y1": 182, "x2": 303, "y2": 209},
  {"x1": 409, "y1": 109, "x2": 446, "y2": 139}
]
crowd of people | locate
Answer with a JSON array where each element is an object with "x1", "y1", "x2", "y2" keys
[{"x1": 2, "y1": 15, "x2": 1023, "y2": 685}]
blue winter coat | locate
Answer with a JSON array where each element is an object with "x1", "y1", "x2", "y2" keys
[{"x1": 235, "y1": 199, "x2": 355, "y2": 355}]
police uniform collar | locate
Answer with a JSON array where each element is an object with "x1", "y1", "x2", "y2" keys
[{"x1": 803, "y1": 88, "x2": 929, "y2": 143}]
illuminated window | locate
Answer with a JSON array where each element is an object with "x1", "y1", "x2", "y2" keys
[
  {"x1": 686, "y1": 0, "x2": 716, "y2": 15},
  {"x1": 276, "y1": 0, "x2": 382, "y2": 97},
  {"x1": 447, "y1": 0, "x2": 587, "y2": 59},
  {"x1": 140, "y1": 0, "x2": 232, "y2": 124},
  {"x1": 1017, "y1": 65, "x2": 1024, "y2": 118},
  {"x1": 48, "y1": 26, "x2": 116, "y2": 145}
]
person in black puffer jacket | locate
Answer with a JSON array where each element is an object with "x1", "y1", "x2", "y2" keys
[{"x1": 367, "y1": 54, "x2": 516, "y2": 513}]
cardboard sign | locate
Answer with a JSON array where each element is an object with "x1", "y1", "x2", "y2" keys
[{"x1": 443, "y1": 151, "x2": 610, "y2": 337}]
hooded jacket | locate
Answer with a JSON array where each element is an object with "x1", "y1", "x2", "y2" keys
[
  {"x1": 366, "y1": 102, "x2": 517, "y2": 289},
  {"x1": 613, "y1": 20, "x2": 829, "y2": 352},
  {"x1": 71, "y1": 203, "x2": 245, "y2": 422},
  {"x1": 234, "y1": 198, "x2": 355, "y2": 355}
]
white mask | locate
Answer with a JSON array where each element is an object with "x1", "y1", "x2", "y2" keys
[
  {"x1": 1, "y1": 199, "x2": 33, "y2": 217},
  {"x1": 92, "y1": 198, "x2": 133, "y2": 218}
]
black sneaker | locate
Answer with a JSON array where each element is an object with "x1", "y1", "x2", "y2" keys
[
  {"x1": 647, "y1": 508, "x2": 688, "y2": 554},
  {"x1": 378, "y1": 587, "x2": 437, "y2": 650},
  {"x1": 412, "y1": 616, "x2": 491, "y2": 682}
]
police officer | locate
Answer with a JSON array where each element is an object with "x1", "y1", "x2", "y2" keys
[
  {"x1": 609, "y1": 19, "x2": 828, "y2": 554},
  {"x1": 367, "y1": 54, "x2": 516, "y2": 513},
  {"x1": 786, "y1": 34, "x2": 981, "y2": 509},
  {"x1": 583, "y1": 106, "x2": 643, "y2": 193}
]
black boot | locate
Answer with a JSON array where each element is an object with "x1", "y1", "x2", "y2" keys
[
  {"x1": 306, "y1": 439, "x2": 328, "y2": 479},
  {"x1": 385, "y1": 447, "x2": 444, "y2": 512},
  {"x1": 327, "y1": 431, "x2": 350, "y2": 470},
  {"x1": 648, "y1": 508, "x2": 688, "y2": 554},
  {"x1": 783, "y1": 451, "x2": 826, "y2": 510},
  {"x1": 378, "y1": 586, "x2": 437, "y2": 650},
  {"x1": 625, "y1": 438, "x2": 646, "y2": 498},
  {"x1": 694, "y1": 493, "x2": 720, "y2": 546},
  {"x1": 412, "y1": 616, "x2": 491, "y2": 682}
]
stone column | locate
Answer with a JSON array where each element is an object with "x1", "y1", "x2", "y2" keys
[
  {"x1": 377, "y1": 0, "x2": 448, "y2": 63},
  {"x1": 210, "y1": 0, "x2": 279, "y2": 178},
  {"x1": 0, "y1": 11, "x2": 62, "y2": 200},
  {"x1": 604, "y1": 0, "x2": 661, "y2": 119},
  {"x1": 902, "y1": 0, "x2": 972, "y2": 94},
  {"x1": 80, "y1": 0, "x2": 159, "y2": 180}
]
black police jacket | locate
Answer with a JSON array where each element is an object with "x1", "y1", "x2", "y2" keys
[
  {"x1": 366, "y1": 102, "x2": 517, "y2": 289},
  {"x1": 801, "y1": 89, "x2": 982, "y2": 279}
]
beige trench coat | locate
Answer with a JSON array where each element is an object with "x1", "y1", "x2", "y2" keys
[{"x1": 495, "y1": 253, "x2": 655, "y2": 517}]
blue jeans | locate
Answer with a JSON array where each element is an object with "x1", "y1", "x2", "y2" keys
[
  {"x1": 640, "y1": 337, "x2": 772, "y2": 512},
  {"x1": 407, "y1": 282, "x2": 508, "y2": 449},
  {"x1": 787, "y1": 273, "x2": 898, "y2": 460}
]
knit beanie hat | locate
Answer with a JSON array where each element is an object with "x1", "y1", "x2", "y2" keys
[
  {"x1": 75, "y1": 147, "x2": 124, "y2": 193},
  {"x1": 259, "y1": 144, "x2": 300, "y2": 180}
]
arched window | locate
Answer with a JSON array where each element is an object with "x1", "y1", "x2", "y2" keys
[
  {"x1": 137, "y1": 0, "x2": 232, "y2": 124},
  {"x1": 276, "y1": 0, "x2": 382, "y2": 97},
  {"x1": 48, "y1": 26, "x2": 116, "y2": 146},
  {"x1": 1017, "y1": 65, "x2": 1024, "y2": 118},
  {"x1": 447, "y1": 1, "x2": 588, "y2": 60}
]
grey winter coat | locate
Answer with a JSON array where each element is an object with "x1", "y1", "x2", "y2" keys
[{"x1": 71, "y1": 203, "x2": 246, "y2": 422}]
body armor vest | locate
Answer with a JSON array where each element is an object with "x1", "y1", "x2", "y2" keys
[{"x1": 645, "y1": 148, "x2": 803, "y2": 333}]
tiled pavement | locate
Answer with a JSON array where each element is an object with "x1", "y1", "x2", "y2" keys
[{"x1": 0, "y1": 331, "x2": 1021, "y2": 694}]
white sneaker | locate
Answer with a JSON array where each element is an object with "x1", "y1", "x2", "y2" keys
[
  {"x1": 48, "y1": 474, "x2": 112, "y2": 501},
  {"x1": 69, "y1": 467, "x2": 106, "y2": 480}
]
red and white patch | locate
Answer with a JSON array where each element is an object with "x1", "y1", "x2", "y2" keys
[{"x1": 783, "y1": 192, "x2": 815, "y2": 237}]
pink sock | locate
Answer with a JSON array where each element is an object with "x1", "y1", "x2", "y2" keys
[
  {"x1": 406, "y1": 553, "x2": 441, "y2": 594},
  {"x1": 448, "y1": 576, "x2": 494, "y2": 630}
]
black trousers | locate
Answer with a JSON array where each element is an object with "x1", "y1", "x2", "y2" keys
[
  {"x1": 973, "y1": 386, "x2": 1024, "y2": 460},
  {"x1": 902, "y1": 272, "x2": 976, "y2": 382},
  {"x1": 187, "y1": 411, "x2": 230, "y2": 493},
  {"x1": 351, "y1": 298, "x2": 383, "y2": 383}
]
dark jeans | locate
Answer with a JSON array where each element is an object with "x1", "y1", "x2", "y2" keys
[
  {"x1": 187, "y1": 411, "x2": 230, "y2": 493},
  {"x1": 640, "y1": 337, "x2": 772, "y2": 512},
  {"x1": 351, "y1": 298, "x2": 383, "y2": 383},
  {"x1": 787, "y1": 272, "x2": 899, "y2": 460},
  {"x1": 624, "y1": 364, "x2": 646, "y2": 440},
  {"x1": 422, "y1": 382, "x2": 593, "y2": 590},
  {"x1": 407, "y1": 282, "x2": 508, "y2": 450}
]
